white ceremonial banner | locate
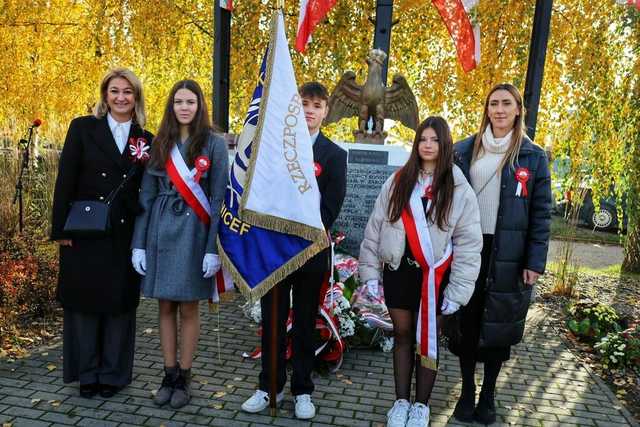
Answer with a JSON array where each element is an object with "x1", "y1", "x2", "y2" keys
[{"x1": 240, "y1": 11, "x2": 324, "y2": 234}]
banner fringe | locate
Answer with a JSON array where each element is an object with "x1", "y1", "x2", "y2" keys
[
  {"x1": 218, "y1": 235, "x2": 327, "y2": 303},
  {"x1": 417, "y1": 351, "x2": 438, "y2": 371},
  {"x1": 241, "y1": 209, "x2": 329, "y2": 242}
]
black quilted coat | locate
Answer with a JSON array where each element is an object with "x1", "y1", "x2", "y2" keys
[{"x1": 454, "y1": 134, "x2": 552, "y2": 347}]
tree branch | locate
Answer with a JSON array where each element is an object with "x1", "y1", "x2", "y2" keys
[
  {"x1": 164, "y1": 1, "x2": 213, "y2": 39},
  {"x1": 0, "y1": 22, "x2": 80, "y2": 27}
]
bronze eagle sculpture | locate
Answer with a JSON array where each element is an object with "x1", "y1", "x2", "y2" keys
[{"x1": 324, "y1": 49, "x2": 419, "y2": 139}]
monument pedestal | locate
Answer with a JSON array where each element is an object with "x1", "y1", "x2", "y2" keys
[
  {"x1": 353, "y1": 131, "x2": 387, "y2": 145},
  {"x1": 333, "y1": 142, "x2": 410, "y2": 257}
]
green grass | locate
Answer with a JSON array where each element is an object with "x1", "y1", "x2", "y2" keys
[
  {"x1": 551, "y1": 216, "x2": 623, "y2": 246},
  {"x1": 547, "y1": 260, "x2": 640, "y2": 280}
]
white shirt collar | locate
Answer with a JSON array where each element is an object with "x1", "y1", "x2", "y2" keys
[
  {"x1": 107, "y1": 113, "x2": 133, "y2": 154},
  {"x1": 107, "y1": 113, "x2": 132, "y2": 135},
  {"x1": 310, "y1": 131, "x2": 320, "y2": 145}
]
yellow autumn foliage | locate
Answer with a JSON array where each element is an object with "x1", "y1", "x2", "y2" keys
[
  {"x1": 0, "y1": 1, "x2": 635, "y2": 145},
  {"x1": 1, "y1": 1, "x2": 639, "y2": 267}
]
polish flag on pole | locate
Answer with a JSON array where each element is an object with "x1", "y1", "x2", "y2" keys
[
  {"x1": 432, "y1": 0, "x2": 480, "y2": 73},
  {"x1": 616, "y1": 0, "x2": 640, "y2": 10},
  {"x1": 220, "y1": 0, "x2": 233, "y2": 11},
  {"x1": 295, "y1": 0, "x2": 337, "y2": 52}
]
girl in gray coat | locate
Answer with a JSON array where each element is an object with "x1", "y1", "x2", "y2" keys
[
  {"x1": 359, "y1": 117, "x2": 482, "y2": 427},
  {"x1": 131, "y1": 80, "x2": 228, "y2": 409}
]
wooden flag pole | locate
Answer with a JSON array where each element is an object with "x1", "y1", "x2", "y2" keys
[
  {"x1": 270, "y1": 5, "x2": 282, "y2": 417},
  {"x1": 269, "y1": 284, "x2": 279, "y2": 416}
]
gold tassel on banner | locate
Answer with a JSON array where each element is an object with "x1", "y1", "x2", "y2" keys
[
  {"x1": 208, "y1": 301, "x2": 219, "y2": 314},
  {"x1": 418, "y1": 352, "x2": 438, "y2": 371}
]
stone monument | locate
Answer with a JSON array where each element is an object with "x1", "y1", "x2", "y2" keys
[{"x1": 332, "y1": 142, "x2": 409, "y2": 256}]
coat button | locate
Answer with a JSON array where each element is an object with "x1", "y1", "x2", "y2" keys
[
  {"x1": 501, "y1": 184, "x2": 506, "y2": 189},
  {"x1": 99, "y1": 196, "x2": 104, "y2": 201},
  {"x1": 101, "y1": 172, "x2": 107, "y2": 177},
  {"x1": 120, "y1": 219, "x2": 125, "y2": 224},
  {"x1": 122, "y1": 174, "x2": 127, "y2": 178},
  {"x1": 186, "y1": 212, "x2": 190, "y2": 216}
]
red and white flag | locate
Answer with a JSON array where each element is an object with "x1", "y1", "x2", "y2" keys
[
  {"x1": 432, "y1": 0, "x2": 480, "y2": 72},
  {"x1": 295, "y1": 0, "x2": 337, "y2": 53},
  {"x1": 209, "y1": 268, "x2": 234, "y2": 305},
  {"x1": 617, "y1": 0, "x2": 640, "y2": 10},
  {"x1": 220, "y1": 0, "x2": 233, "y2": 12}
]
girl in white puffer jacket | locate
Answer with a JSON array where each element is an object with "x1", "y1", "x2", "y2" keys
[{"x1": 359, "y1": 116, "x2": 482, "y2": 427}]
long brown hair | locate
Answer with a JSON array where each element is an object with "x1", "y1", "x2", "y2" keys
[
  {"x1": 472, "y1": 83, "x2": 526, "y2": 170},
  {"x1": 388, "y1": 116, "x2": 454, "y2": 230},
  {"x1": 150, "y1": 80, "x2": 212, "y2": 169}
]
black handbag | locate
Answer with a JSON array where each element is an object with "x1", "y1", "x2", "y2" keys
[{"x1": 63, "y1": 167, "x2": 136, "y2": 237}]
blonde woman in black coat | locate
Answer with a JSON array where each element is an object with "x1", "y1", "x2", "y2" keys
[
  {"x1": 451, "y1": 83, "x2": 552, "y2": 425},
  {"x1": 51, "y1": 68, "x2": 153, "y2": 399}
]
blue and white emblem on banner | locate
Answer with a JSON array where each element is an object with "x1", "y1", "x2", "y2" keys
[{"x1": 218, "y1": 10, "x2": 328, "y2": 301}]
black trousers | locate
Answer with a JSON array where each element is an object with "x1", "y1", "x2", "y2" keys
[
  {"x1": 258, "y1": 269, "x2": 325, "y2": 396},
  {"x1": 449, "y1": 234, "x2": 511, "y2": 362},
  {"x1": 63, "y1": 308, "x2": 136, "y2": 386}
]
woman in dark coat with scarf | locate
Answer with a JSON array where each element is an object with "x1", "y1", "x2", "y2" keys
[
  {"x1": 451, "y1": 83, "x2": 552, "y2": 425},
  {"x1": 51, "y1": 68, "x2": 153, "y2": 399}
]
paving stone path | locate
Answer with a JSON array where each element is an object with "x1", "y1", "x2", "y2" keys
[
  {"x1": 548, "y1": 240, "x2": 623, "y2": 270},
  {"x1": 0, "y1": 295, "x2": 638, "y2": 427}
]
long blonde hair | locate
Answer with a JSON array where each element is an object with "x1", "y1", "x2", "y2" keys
[
  {"x1": 93, "y1": 67, "x2": 146, "y2": 128},
  {"x1": 472, "y1": 83, "x2": 526, "y2": 171}
]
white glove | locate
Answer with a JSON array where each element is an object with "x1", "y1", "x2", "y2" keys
[
  {"x1": 366, "y1": 279, "x2": 380, "y2": 298},
  {"x1": 132, "y1": 248, "x2": 146, "y2": 276},
  {"x1": 441, "y1": 297, "x2": 460, "y2": 315},
  {"x1": 202, "y1": 253, "x2": 221, "y2": 279}
]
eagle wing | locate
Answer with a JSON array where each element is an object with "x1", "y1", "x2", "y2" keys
[
  {"x1": 324, "y1": 71, "x2": 362, "y2": 125},
  {"x1": 384, "y1": 74, "x2": 419, "y2": 130}
]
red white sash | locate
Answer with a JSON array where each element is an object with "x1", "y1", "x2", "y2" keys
[
  {"x1": 401, "y1": 180, "x2": 453, "y2": 370},
  {"x1": 165, "y1": 144, "x2": 211, "y2": 224},
  {"x1": 210, "y1": 268, "x2": 234, "y2": 304}
]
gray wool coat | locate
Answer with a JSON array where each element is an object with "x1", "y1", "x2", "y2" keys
[{"x1": 132, "y1": 133, "x2": 229, "y2": 301}]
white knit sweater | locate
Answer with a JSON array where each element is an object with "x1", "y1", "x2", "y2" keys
[{"x1": 470, "y1": 127, "x2": 512, "y2": 234}]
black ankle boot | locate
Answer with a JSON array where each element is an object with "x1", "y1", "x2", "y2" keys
[
  {"x1": 170, "y1": 368, "x2": 192, "y2": 409},
  {"x1": 473, "y1": 390, "x2": 496, "y2": 425},
  {"x1": 154, "y1": 364, "x2": 179, "y2": 406},
  {"x1": 453, "y1": 386, "x2": 476, "y2": 422}
]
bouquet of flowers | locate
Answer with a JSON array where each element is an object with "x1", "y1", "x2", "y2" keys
[{"x1": 241, "y1": 249, "x2": 395, "y2": 371}]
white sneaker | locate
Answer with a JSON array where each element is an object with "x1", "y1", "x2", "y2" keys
[
  {"x1": 406, "y1": 402, "x2": 430, "y2": 427},
  {"x1": 294, "y1": 394, "x2": 316, "y2": 419},
  {"x1": 387, "y1": 399, "x2": 411, "y2": 427},
  {"x1": 241, "y1": 389, "x2": 284, "y2": 413}
]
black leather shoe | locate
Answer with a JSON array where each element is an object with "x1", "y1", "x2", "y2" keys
[
  {"x1": 453, "y1": 389, "x2": 476, "y2": 422},
  {"x1": 99, "y1": 384, "x2": 119, "y2": 398},
  {"x1": 473, "y1": 391, "x2": 497, "y2": 425},
  {"x1": 79, "y1": 383, "x2": 99, "y2": 398}
]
